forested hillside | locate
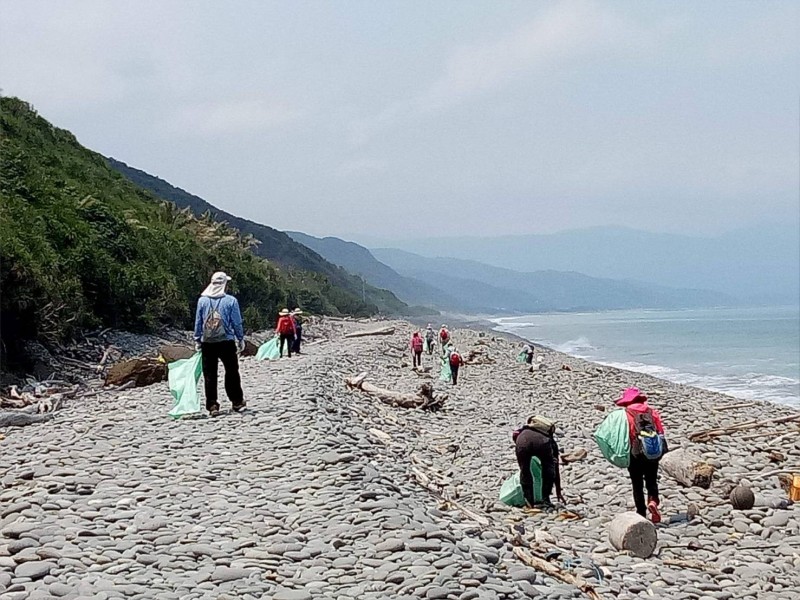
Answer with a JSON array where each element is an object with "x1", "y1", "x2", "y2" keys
[
  {"x1": 106, "y1": 158, "x2": 412, "y2": 315},
  {"x1": 0, "y1": 97, "x2": 389, "y2": 364}
]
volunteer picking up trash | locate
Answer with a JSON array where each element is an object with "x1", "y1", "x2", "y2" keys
[
  {"x1": 193, "y1": 271, "x2": 246, "y2": 416},
  {"x1": 513, "y1": 416, "x2": 564, "y2": 510}
]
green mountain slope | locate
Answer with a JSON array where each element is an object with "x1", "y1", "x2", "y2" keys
[
  {"x1": 0, "y1": 96, "x2": 387, "y2": 364},
  {"x1": 106, "y1": 158, "x2": 411, "y2": 315},
  {"x1": 286, "y1": 231, "x2": 454, "y2": 310}
]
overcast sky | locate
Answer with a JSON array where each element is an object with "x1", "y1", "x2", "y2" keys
[{"x1": 1, "y1": 1, "x2": 798, "y2": 238}]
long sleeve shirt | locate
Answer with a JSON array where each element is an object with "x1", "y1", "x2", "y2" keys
[{"x1": 194, "y1": 295, "x2": 244, "y2": 342}]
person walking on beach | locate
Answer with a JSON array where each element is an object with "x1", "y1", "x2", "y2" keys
[
  {"x1": 616, "y1": 387, "x2": 666, "y2": 523},
  {"x1": 513, "y1": 416, "x2": 565, "y2": 509},
  {"x1": 439, "y1": 324, "x2": 450, "y2": 350},
  {"x1": 522, "y1": 343, "x2": 534, "y2": 364},
  {"x1": 291, "y1": 309, "x2": 303, "y2": 355},
  {"x1": 194, "y1": 271, "x2": 245, "y2": 416},
  {"x1": 410, "y1": 331, "x2": 424, "y2": 368},
  {"x1": 448, "y1": 347, "x2": 464, "y2": 385},
  {"x1": 276, "y1": 308, "x2": 297, "y2": 358},
  {"x1": 425, "y1": 324, "x2": 436, "y2": 355}
]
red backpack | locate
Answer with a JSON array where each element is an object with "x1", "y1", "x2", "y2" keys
[{"x1": 449, "y1": 352, "x2": 461, "y2": 366}]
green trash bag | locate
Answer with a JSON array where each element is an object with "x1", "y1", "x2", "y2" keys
[
  {"x1": 256, "y1": 337, "x2": 280, "y2": 361},
  {"x1": 168, "y1": 352, "x2": 203, "y2": 418},
  {"x1": 499, "y1": 457, "x2": 543, "y2": 506},
  {"x1": 439, "y1": 357, "x2": 452, "y2": 382},
  {"x1": 593, "y1": 408, "x2": 631, "y2": 468},
  {"x1": 516, "y1": 350, "x2": 528, "y2": 363}
]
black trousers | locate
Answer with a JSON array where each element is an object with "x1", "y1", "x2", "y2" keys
[
  {"x1": 525, "y1": 353, "x2": 534, "y2": 364},
  {"x1": 628, "y1": 455, "x2": 660, "y2": 516},
  {"x1": 292, "y1": 329, "x2": 302, "y2": 354},
  {"x1": 451, "y1": 364, "x2": 459, "y2": 385},
  {"x1": 412, "y1": 351, "x2": 422, "y2": 367},
  {"x1": 201, "y1": 340, "x2": 243, "y2": 411},
  {"x1": 279, "y1": 333, "x2": 295, "y2": 357},
  {"x1": 515, "y1": 432, "x2": 557, "y2": 505}
]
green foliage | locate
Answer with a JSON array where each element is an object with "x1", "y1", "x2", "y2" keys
[{"x1": 0, "y1": 96, "x2": 383, "y2": 362}]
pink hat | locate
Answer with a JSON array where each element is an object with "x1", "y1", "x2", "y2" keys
[{"x1": 615, "y1": 387, "x2": 647, "y2": 407}]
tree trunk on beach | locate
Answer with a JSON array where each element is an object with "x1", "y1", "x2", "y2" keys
[{"x1": 660, "y1": 448, "x2": 715, "y2": 489}]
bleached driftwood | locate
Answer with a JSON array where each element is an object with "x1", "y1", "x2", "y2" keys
[
  {"x1": 689, "y1": 414, "x2": 800, "y2": 443},
  {"x1": 343, "y1": 326, "x2": 396, "y2": 338},
  {"x1": 660, "y1": 448, "x2": 715, "y2": 489},
  {"x1": 345, "y1": 372, "x2": 445, "y2": 411},
  {"x1": 512, "y1": 548, "x2": 601, "y2": 600},
  {"x1": 0, "y1": 412, "x2": 54, "y2": 428},
  {"x1": 608, "y1": 512, "x2": 657, "y2": 558}
]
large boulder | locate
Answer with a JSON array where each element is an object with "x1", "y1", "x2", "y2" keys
[
  {"x1": 105, "y1": 358, "x2": 167, "y2": 387},
  {"x1": 241, "y1": 340, "x2": 258, "y2": 357}
]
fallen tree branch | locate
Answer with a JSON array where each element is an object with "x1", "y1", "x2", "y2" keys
[
  {"x1": 711, "y1": 402, "x2": 758, "y2": 412},
  {"x1": 343, "y1": 326, "x2": 396, "y2": 338},
  {"x1": 345, "y1": 373, "x2": 445, "y2": 411},
  {"x1": 689, "y1": 414, "x2": 800, "y2": 443},
  {"x1": 0, "y1": 412, "x2": 54, "y2": 428},
  {"x1": 513, "y1": 548, "x2": 602, "y2": 600}
]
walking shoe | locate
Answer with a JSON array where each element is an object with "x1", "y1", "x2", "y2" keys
[
  {"x1": 208, "y1": 407, "x2": 220, "y2": 417},
  {"x1": 232, "y1": 401, "x2": 247, "y2": 412},
  {"x1": 648, "y1": 500, "x2": 661, "y2": 524}
]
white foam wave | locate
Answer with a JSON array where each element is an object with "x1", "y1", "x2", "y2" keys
[{"x1": 553, "y1": 337, "x2": 596, "y2": 355}]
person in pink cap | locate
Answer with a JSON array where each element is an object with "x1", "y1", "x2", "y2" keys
[{"x1": 616, "y1": 387, "x2": 667, "y2": 523}]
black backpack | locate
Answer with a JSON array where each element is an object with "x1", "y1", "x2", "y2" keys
[{"x1": 629, "y1": 408, "x2": 664, "y2": 460}]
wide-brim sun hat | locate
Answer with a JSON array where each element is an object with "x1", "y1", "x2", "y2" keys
[
  {"x1": 615, "y1": 387, "x2": 646, "y2": 407},
  {"x1": 279, "y1": 308, "x2": 290, "y2": 315},
  {"x1": 293, "y1": 309, "x2": 303, "y2": 315}
]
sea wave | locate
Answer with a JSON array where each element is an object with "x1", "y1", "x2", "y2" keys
[
  {"x1": 601, "y1": 361, "x2": 799, "y2": 406},
  {"x1": 553, "y1": 337, "x2": 596, "y2": 355}
]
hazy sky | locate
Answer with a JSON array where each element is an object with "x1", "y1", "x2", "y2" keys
[{"x1": 1, "y1": 1, "x2": 798, "y2": 238}]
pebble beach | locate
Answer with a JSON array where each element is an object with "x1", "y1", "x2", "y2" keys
[{"x1": 1, "y1": 318, "x2": 799, "y2": 600}]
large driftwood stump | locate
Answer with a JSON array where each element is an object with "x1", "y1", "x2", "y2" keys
[
  {"x1": 660, "y1": 448, "x2": 715, "y2": 489},
  {"x1": 343, "y1": 326, "x2": 396, "y2": 338},
  {"x1": 608, "y1": 512, "x2": 657, "y2": 558},
  {"x1": 345, "y1": 372, "x2": 445, "y2": 411},
  {"x1": 158, "y1": 345, "x2": 195, "y2": 364},
  {"x1": 105, "y1": 358, "x2": 167, "y2": 387}
]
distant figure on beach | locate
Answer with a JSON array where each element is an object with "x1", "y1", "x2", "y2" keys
[
  {"x1": 439, "y1": 324, "x2": 450, "y2": 349},
  {"x1": 522, "y1": 343, "x2": 534, "y2": 364},
  {"x1": 513, "y1": 416, "x2": 564, "y2": 509},
  {"x1": 276, "y1": 308, "x2": 297, "y2": 358},
  {"x1": 425, "y1": 324, "x2": 436, "y2": 355},
  {"x1": 194, "y1": 271, "x2": 246, "y2": 416},
  {"x1": 291, "y1": 309, "x2": 303, "y2": 354},
  {"x1": 617, "y1": 387, "x2": 666, "y2": 523},
  {"x1": 448, "y1": 347, "x2": 464, "y2": 385},
  {"x1": 410, "y1": 331, "x2": 424, "y2": 368}
]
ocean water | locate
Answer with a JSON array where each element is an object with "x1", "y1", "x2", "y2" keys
[{"x1": 492, "y1": 306, "x2": 800, "y2": 407}]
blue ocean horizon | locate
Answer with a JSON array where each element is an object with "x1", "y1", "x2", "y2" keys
[{"x1": 492, "y1": 305, "x2": 800, "y2": 407}]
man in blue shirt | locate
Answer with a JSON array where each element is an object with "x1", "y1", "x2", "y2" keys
[{"x1": 194, "y1": 271, "x2": 245, "y2": 416}]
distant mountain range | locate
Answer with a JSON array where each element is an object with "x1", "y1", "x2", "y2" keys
[
  {"x1": 351, "y1": 224, "x2": 800, "y2": 305},
  {"x1": 288, "y1": 232, "x2": 731, "y2": 313}
]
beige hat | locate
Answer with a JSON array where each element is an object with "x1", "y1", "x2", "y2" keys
[
  {"x1": 279, "y1": 308, "x2": 290, "y2": 316},
  {"x1": 293, "y1": 308, "x2": 303, "y2": 315}
]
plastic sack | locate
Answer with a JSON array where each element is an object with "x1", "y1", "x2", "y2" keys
[
  {"x1": 256, "y1": 337, "x2": 280, "y2": 361},
  {"x1": 499, "y1": 457, "x2": 543, "y2": 506},
  {"x1": 168, "y1": 352, "x2": 203, "y2": 418},
  {"x1": 516, "y1": 350, "x2": 528, "y2": 363},
  {"x1": 593, "y1": 409, "x2": 631, "y2": 468},
  {"x1": 439, "y1": 356, "x2": 452, "y2": 382}
]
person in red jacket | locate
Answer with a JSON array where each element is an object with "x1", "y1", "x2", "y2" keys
[
  {"x1": 275, "y1": 308, "x2": 297, "y2": 358},
  {"x1": 409, "y1": 331, "x2": 424, "y2": 368},
  {"x1": 439, "y1": 325, "x2": 450, "y2": 349},
  {"x1": 616, "y1": 387, "x2": 666, "y2": 523},
  {"x1": 448, "y1": 347, "x2": 464, "y2": 385}
]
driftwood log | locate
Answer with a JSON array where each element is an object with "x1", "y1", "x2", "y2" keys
[
  {"x1": 660, "y1": 448, "x2": 715, "y2": 489},
  {"x1": 688, "y1": 414, "x2": 800, "y2": 443},
  {"x1": 158, "y1": 345, "x2": 195, "y2": 363},
  {"x1": 343, "y1": 326, "x2": 395, "y2": 338},
  {"x1": 608, "y1": 512, "x2": 657, "y2": 558},
  {"x1": 512, "y1": 548, "x2": 601, "y2": 600},
  {"x1": 345, "y1": 373, "x2": 445, "y2": 411},
  {"x1": 0, "y1": 412, "x2": 54, "y2": 428}
]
